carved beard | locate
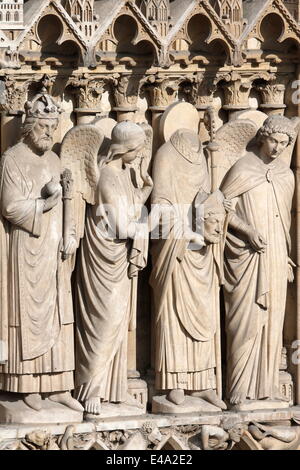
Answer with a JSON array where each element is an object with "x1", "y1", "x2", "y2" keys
[{"x1": 28, "y1": 132, "x2": 53, "y2": 153}]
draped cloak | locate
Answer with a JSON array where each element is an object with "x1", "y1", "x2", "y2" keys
[
  {"x1": 75, "y1": 163, "x2": 148, "y2": 403},
  {"x1": 150, "y1": 134, "x2": 221, "y2": 391},
  {"x1": 220, "y1": 152, "x2": 295, "y2": 402},
  {"x1": 0, "y1": 143, "x2": 74, "y2": 394}
]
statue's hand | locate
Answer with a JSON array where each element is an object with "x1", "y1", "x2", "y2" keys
[
  {"x1": 141, "y1": 174, "x2": 153, "y2": 188},
  {"x1": 140, "y1": 156, "x2": 153, "y2": 188},
  {"x1": 288, "y1": 258, "x2": 296, "y2": 283},
  {"x1": 223, "y1": 199, "x2": 232, "y2": 213},
  {"x1": 43, "y1": 188, "x2": 62, "y2": 212},
  {"x1": 45, "y1": 178, "x2": 61, "y2": 196},
  {"x1": 248, "y1": 229, "x2": 267, "y2": 253},
  {"x1": 64, "y1": 237, "x2": 78, "y2": 257}
]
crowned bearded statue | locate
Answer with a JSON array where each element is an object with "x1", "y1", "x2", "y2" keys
[{"x1": 0, "y1": 91, "x2": 83, "y2": 414}]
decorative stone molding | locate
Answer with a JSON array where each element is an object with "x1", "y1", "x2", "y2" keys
[
  {"x1": 0, "y1": 75, "x2": 30, "y2": 114},
  {"x1": 220, "y1": 71, "x2": 276, "y2": 112},
  {"x1": 254, "y1": 75, "x2": 288, "y2": 115},
  {"x1": 1, "y1": 416, "x2": 300, "y2": 451},
  {"x1": 68, "y1": 74, "x2": 106, "y2": 112},
  {"x1": 144, "y1": 74, "x2": 180, "y2": 110}
]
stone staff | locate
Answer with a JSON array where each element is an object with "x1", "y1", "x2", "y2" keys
[{"x1": 61, "y1": 168, "x2": 74, "y2": 260}]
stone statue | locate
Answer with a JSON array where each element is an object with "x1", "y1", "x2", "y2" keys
[
  {"x1": 189, "y1": 422, "x2": 245, "y2": 450},
  {"x1": 150, "y1": 128, "x2": 227, "y2": 412},
  {"x1": 221, "y1": 115, "x2": 297, "y2": 408},
  {"x1": 66, "y1": 121, "x2": 153, "y2": 415},
  {"x1": 248, "y1": 422, "x2": 300, "y2": 450},
  {"x1": 0, "y1": 91, "x2": 83, "y2": 414}
]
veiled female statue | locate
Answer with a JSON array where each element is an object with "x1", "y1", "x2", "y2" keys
[
  {"x1": 220, "y1": 115, "x2": 297, "y2": 408},
  {"x1": 150, "y1": 128, "x2": 227, "y2": 411},
  {"x1": 61, "y1": 121, "x2": 153, "y2": 415}
]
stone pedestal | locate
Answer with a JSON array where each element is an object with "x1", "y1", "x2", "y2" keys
[
  {"x1": 0, "y1": 393, "x2": 83, "y2": 425},
  {"x1": 152, "y1": 395, "x2": 221, "y2": 415},
  {"x1": 84, "y1": 402, "x2": 146, "y2": 421},
  {"x1": 231, "y1": 400, "x2": 290, "y2": 412},
  {"x1": 128, "y1": 377, "x2": 148, "y2": 413}
]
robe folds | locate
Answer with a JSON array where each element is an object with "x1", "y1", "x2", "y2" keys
[
  {"x1": 221, "y1": 152, "x2": 295, "y2": 402},
  {"x1": 75, "y1": 164, "x2": 148, "y2": 403},
  {"x1": 0, "y1": 143, "x2": 74, "y2": 394},
  {"x1": 150, "y1": 137, "x2": 221, "y2": 391}
]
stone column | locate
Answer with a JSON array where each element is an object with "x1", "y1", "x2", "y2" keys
[
  {"x1": 68, "y1": 76, "x2": 106, "y2": 125},
  {"x1": 112, "y1": 74, "x2": 140, "y2": 123},
  {"x1": 145, "y1": 76, "x2": 179, "y2": 152},
  {"x1": 189, "y1": 73, "x2": 219, "y2": 140},
  {"x1": 149, "y1": 105, "x2": 167, "y2": 152},
  {"x1": 0, "y1": 77, "x2": 28, "y2": 153},
  {"x1": 221, "y1": 73, "x2": 252, "y2": 119},
  {"x1": 113, "y1": 107, "x2": 138, "y2": 123},
  {"x1": 255, "y1": 79, "x2": 287, "y2": 116},
  {"x1": 1, "y1": 111, "x2": 23, "y2": 153}
]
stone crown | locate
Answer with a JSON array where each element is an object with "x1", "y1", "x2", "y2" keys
[{"x1": 24, "y1": 90, "x2": 62, "y2": 120}]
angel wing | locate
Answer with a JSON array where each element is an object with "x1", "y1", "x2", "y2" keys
[
  {"x1": 60, "y1": 124, "x2": 104, "y2": 243},
  {"x1": 207, "y1": 119, "x2": 258, "y2": 190}
]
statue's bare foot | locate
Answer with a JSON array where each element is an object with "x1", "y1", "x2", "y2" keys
[
  {"x1": 191, "y1": 390, "x2": 227, "y2": 410},
  {"x1": 166, "y1": 389, "x2": 185, "y2": 405},
  {"x1": 23, "y1": 393, "x2": 42, "y2": 411},
  {"x1": 84, "y1": 397, "x2": 101, "y2": 415},
  {"x1": 49, "y1": 392, "x2": 84, "y2": 412}
]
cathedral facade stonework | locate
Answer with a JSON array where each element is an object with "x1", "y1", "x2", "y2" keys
[{"x1": 0, "y1": 0, "x2": 300, "y2": 452}]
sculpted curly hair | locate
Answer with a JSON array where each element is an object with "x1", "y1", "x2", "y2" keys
[
  {"x1": 21, "y1": 118, "x2": 36, "y2": 139},
  {"x1": 257, "y1": 115, "x2": 296, "y2": 146}
]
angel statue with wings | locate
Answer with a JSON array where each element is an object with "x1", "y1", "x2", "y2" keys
[
  {"x1": 60, "y1": 120, "x2": 153, "y2": 415},
  {"x1": 0, "y1": 91, "x2": 83, "y2": 414},
  {"x1": 219, "y1": 114, "x2": 298, "y2": 408}
]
